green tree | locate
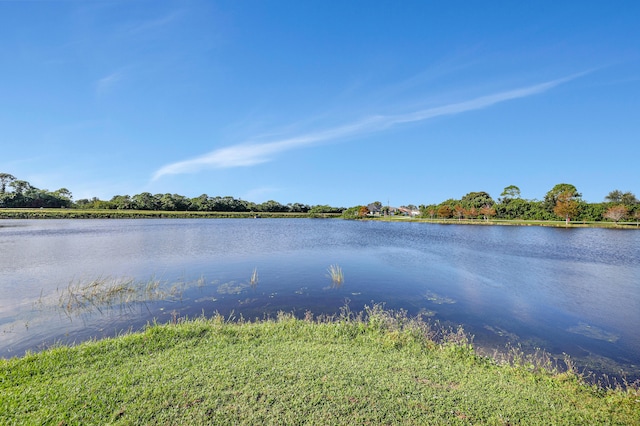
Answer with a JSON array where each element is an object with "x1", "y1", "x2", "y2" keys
[
  {"x1": 9, "y1": 180, "x2": 33, "y2": 195},
  {"x1": 461, "y1": 191, "x2": 494, "y2": 209},
  {"x1": 132, "y1": 192, "x2": 158, "y2": 210},
  {"x1": 605, "y1": 190, "x2": 624, "y2": 203},
  {"x1": 110, "y1": 195, "x2": 134, "y2": 210},
  {"x1": 0, "y1": 173, "x2": 16, "y2": 194},
  {"x1": 257, "y1": 200, "x2": 288, "y2": 212},
  {"x1": 578, "y1": 202, "x2": 607, "y2": 222},
  {"x1": 190, "y1": 194, "x2": 211, "y2": 211},
  {"x1": 499, "y1": 185, "x2": 521, "y2": 203},
  {"x1": 53, "y1": 188, "x2": 73, "y2": 201},
  {"x1": 419, "y1": 204, "x2": 437, "y2": 219},
  {"x1": 621, "y1": 192, "x2": 638, "y2": 205},
  {"x1": 605, "y1": 190, "x2": 637, "y2": 205},
  {"x1": 309, "y1": 205, "x2": 340, "y2": 215}
]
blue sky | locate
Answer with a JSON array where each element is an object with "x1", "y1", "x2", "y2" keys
[{"x1": 1, "y1": 1, "x2": 639, "y2": 207}]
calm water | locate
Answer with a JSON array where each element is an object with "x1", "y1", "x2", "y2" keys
[{"x1": 1, "y1": 219, "x2": 639, "y2": 381}]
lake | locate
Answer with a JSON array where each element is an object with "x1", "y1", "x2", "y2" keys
[{"x1": 1, "y1": 218, "x2": 639, "y2": 382}]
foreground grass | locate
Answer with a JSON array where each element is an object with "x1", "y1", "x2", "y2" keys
[{"x1": 1, "y1": 309, "x2": 638, "y2": 425}]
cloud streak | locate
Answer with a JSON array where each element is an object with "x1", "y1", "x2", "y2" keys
[
  {"x1": 152, "y1": 73, "x2": 582, "y2": 180},
  {"x1": 96, "y1": 70, "x2": 125, "y2": 96}
]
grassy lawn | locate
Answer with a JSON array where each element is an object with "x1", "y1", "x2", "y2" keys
[{"x1": 1, "y1": 308, "x2": 638, "y2": 425}]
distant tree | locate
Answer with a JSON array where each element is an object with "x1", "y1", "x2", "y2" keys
[
  {"x1": 553, "y1": 191, "x2": 579, "y2": 225},
  {"x1": 605, "y1": 190, "x2": 637, "y2": 205},
  {"x1": 621, "y1": 192, "x2": 639, "y2": 205},
  {"x1": 499, "y1": 185, "x2": 521, "y2": 202},
  {"x1": 257, "y1": 200, "x2": 288, "y2": 212},
  {"x1": 479, "y1": 205, "x2": 496, "y2": 221},
  {"x1": 110, "y1": 195, "x2": 134, "y2": 210},
  {"x1": 466, "y1": 207, "x2": 478, "y2": 219},
  {"x1": 453, "y1": 205, "x2": 465, "y2": 221},
  {"x1": 578, "y1": 202, "x2": 607, "y2": 222},
  {"x1": 605, "y1": 190, "x2": 624, "y2": 203},
  {"x1": 461, "y1": 191, "x2": 494, "y2": 209},
  {"x1": 156, "y1": 193, "x2": 177, "y2": 211},
  {"x1": 603, "y1": 205, "x2": 628, "y2": 224},
  {"x1": 170, "y1": 194, "x2": 191, "y2": 211},
  {"x1": 0, "y1": 173, "x2": 16, "y2": 194},
  {"x1": 53, "y1": 188, "x2": 73, "y2": 201},
  {"x1": 545, "y1": 183, "x2": 581, "y2": 212},
  {"x1": 190, "y1": 194, "x2": 211, "y2": 211},
  {"x1": 9, "y1": 180, "x2": 32, "y2": 195},
  {"x1": 358, "y1": 206, "x2": 369, "y2": 217},
  {"x1": 309, "y1": 205, "x2": 340, "y2": 215},
  {"x1": 132, "y1": 192, "x2": 158, "y2": 210},
  {"x1": 288, "y1": 203, "x2": 311, "y2": 213},
  {"x1": 437, "y1": 205, "x2": 452, "y2": 219},
  {"x1": 419, "y1": 204, "x2": 437, "y2": 219}
]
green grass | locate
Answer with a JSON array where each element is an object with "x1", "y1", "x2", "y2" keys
[{"x1": 1, "y1": 307, "x2": 638, "y2": 425}]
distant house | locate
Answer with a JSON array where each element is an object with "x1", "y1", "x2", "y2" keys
[
  {"x1": 367, "y1": 203, "x2": 382, "y2": 216},
  {"x1": 397, "y1": 207, "x2": 420, "y2": 217}
]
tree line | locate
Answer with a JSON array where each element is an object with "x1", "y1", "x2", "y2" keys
[
  {"x1": 0, "y1": 173, "x2": 342, "y2": 214},
  {"x1": 413, "y1": 184, "x2": 639, "y2": 224},
  {"x1": 0, "y1": 173, "x2": 73, "y2": 208},
  {"x1": 1, "y1": 173, "x2": 638, "y2": 223},
  {"x1": 342, "y1": 183, "x2": 639, "y2": 224}
]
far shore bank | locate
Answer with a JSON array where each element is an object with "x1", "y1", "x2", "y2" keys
[
  {"x1": 0, "y1": 208, "x2": 340, "y2": 220},
  {"x1": 1, "y1": 208, "x2": 638, "y2": 228},
  {"x1": 370, "y1": 215, "x2": 640, "y2": 229}
]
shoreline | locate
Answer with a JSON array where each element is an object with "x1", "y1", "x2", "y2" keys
[
  {"x1": 1, "y1": 309, "x2": 638, "y2": 424},
  {"x1": 1, "y1": 208, "x2": 639, "y2": 228}
]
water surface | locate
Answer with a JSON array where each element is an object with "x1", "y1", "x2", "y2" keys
[{"x1": 1, "y1": 219, "x2": 638, "y2": 382}]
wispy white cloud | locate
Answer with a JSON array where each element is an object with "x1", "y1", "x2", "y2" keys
[
  {"x1": 96, "y1": 70, "x2": 125, "y2": 96},
  {"x1": 152, "y1": 73, "x2": 584, "y2": 181},
  {"x1": 124, "y1": 12, "x2": 180, "y2": 36}
]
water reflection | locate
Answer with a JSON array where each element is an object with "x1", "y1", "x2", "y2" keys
[{"x1": 1, "y1": 219, "x2": 639, "y2": 383}]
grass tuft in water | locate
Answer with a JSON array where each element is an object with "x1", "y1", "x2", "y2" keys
[
  {"x1": 327, "y1": 264, "x2": 344, "y2": 288},
  {"x1": 57, "y1": 276, "x2": 176, "y2": 317},
  {"x1": 249, "y1": 267, "x2": 259, "y2": 288}
]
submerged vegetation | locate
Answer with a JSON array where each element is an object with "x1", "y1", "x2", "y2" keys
[
  {"x1": 1, "y1": 306, "x2": 638, "y2": 425},
  {"x1": 56, "y1": 277, "x2": 171, "y2": 317},
  {"x1": 249, "y1": 267, "x2": 259, "y2": 289},
  {"x1": 327, "y1": 264, "x2": 344, "y2": 288}
]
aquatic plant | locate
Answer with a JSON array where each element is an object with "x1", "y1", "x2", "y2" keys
[
  {"x1": 217, "y1": 281, "x2": 248, "y2": 295},
  {"x1": 327, "y1": 264, "x2": 344, "y2": 288},
  {"x1": 57, "y1": 276, "x2": 171, "y2": 317},
  {"x1": 249, "y1": 267, "x2": 259, "y2": 288}
]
